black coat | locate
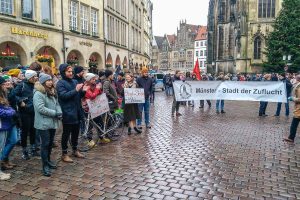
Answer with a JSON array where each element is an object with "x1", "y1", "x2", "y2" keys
[
  {"x1": 56, "y1": 66, "x2": 83, "y2": 124},
  {"x1": 136, "y1": 76, "x2": 153, "y2": 100},
  {"x1": 13, "y1": 80, "x2": 35, "y2": 114}
]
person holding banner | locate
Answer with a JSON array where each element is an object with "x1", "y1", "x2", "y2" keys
[
  {"x1": 171, "y1": 70, "x2": 182, "y2": 117},
  {"x1": 275, "y1": 73, "x2": 292, "y2": 117},
  {"x1": 284, "y1": 75, "x2": 300, "y2": 144},
  {"x1": 258, "y1": 74, "x2": 271, "y2": 117},
  {"x1": 123, "y1": 74, "x2": 142, "y2": 135},
  {"x1": 216, "y1": 74, "x2": 226, "y2": 114}
]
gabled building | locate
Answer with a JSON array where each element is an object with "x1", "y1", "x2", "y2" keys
[
  {"x1": 151, "y1": 36, "x2": 164, "y2": 71},
  {"x1": 194, "y1": 26, "x2": 208, "y2": 73}
]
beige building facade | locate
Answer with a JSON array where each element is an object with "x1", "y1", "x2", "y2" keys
[{"x1": 0, "y1": 0, "x2": 105, "y2": 73}]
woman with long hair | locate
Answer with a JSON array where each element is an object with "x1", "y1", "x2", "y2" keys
[{"x1": 33, "y1": 73, "x2": 62, "y2": 176}]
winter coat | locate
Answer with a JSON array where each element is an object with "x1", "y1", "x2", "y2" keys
[
  {"x1": 33, "y1": 82, "x2": 62, "y2": 130},
  {"x1": 136, "y1": 76, "x2": 153, "y2": 100},
  {"x1": 292, "y1": 82, "x2": 300, "y2": 118},
  {"x1": 73, "y1": 75, "x2": 85, "y2": 84},
  {"x1": 0, "y1": 105, "x2": 16, "y2": 131},
  {"x1": 13, "y1": 80, "x2": 35, "y2": 114},
  {"x1": 115, "y1": 79, "x2": 125, "y2": 96},
  {"x1": 103, "y1": 78, "x2": 118, "y2": 110},
  {"x1": 56, "y1": 65, "x2": 83, "y2": 124},
  {"x1": 282, "y1": 78, "x2": 292, "y2": 97}
]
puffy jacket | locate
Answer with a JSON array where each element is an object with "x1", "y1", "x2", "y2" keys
[
  {"x1": 0, "y1": 105, "x2": 16, "y2": 131},
  {"x1": 136, "y1": 76, "x2": 153, "y2": 100},
  {"x1": 56, "y1": 64, "x2": 83, "y2": 124},
  {"x1": 13, "y1": 80, "x2": 35, "y2": 114},
  {"x1": 33, "y1": 82, "x2": 62, "y2": 130}
]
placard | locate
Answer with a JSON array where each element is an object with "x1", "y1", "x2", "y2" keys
[
  {"x1": 124, "y1": 88, "x2": 145, "y2": 104},
  {"x1": 86, "y1": 94, "x2": 110, "y2": 119}
]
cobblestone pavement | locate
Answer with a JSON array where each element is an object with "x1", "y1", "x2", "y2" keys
[{"x1": 1, "y1": 92, "x2": 300, "y2": 200}]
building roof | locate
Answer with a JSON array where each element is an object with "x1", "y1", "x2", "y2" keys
[
  {"x1": 195, "y1": 26, "x2": 207, "y2": 41},
  {"x1": 154, "y1": 36, "x2": 164, "y2": 49},
  {"x1": 167, "y1": 34, "x2": 176, "y2": 45},
  {"x1": 186, "y1": 24, "x2": 200, "y2": 34}
]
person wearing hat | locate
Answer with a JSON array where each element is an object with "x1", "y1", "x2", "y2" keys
[
  {"x1": 103, "y1": 69, "x2": 118, "y2": 111},
  {"x1": 115, "y1": 72, "x2": 125, "y2": 97},
  {"x1": 56, "y1": 64, "x2": 85, "y2": 163},
  {"x1": 73, "y1": 66, "x2": 85, "y2": 84},
  {"x1": 13, "y1": 70, "x2": 38, "y2": 160},
  {"x1": 136, "y1": 67, "x2": 153, "y2": 129},
  {"x1": 33, "y1": 73, "x2": 62, "y2": 176}
]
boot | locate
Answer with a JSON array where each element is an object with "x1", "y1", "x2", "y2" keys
[
  {"x1": 128, "y1": 127, "x2": 132, "y2": 135},
  {"x1": 42, "y1": 164, "x2": 51, "y2": 177},
  {"x1": 73, "y1": 150, "x2": 85, "y2": 158},
  {"x1": 30, "y1": 145, "x2": 40, "y2": 157},
  {"x1": 61, "y1": 154, "x2": 73, "y2": 163},
  {"x1": 134, "y1": 127, "x2": 142, "y2": 134},
  {"x1": 1, "y1": 161, "x2": 13, "y2": 170},
  {"x1": 22, "y1": 149, "x2": 30, "y2": 160},
  {"x1": 48, "y1": 161, "x2": 57, "y2": 169}
]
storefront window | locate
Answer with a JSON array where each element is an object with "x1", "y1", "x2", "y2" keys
[
  {"x1": 69, "y1": 1, "x2": 78, "y2": 31},
  {"x1": 91, "y1": 9, "x2": 98, "y2": 36},
  {"x1": 80, "y1": 4, "x2": 89, "y2": 34},
  {"x1": 0, "y1": 0, "x2": 13, "y2": 15},
  {"x1": 22, "y1": 0, "x2": 33, "y2": 19},
  {"x1": 41, "y1": 0, "x2": 52, "y2": 24}
]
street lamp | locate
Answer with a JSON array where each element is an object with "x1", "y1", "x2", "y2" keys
[{"x1": 283, "y1": 54, "x2": 292, "y2": 66}]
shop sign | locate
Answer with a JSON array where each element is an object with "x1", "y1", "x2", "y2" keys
[
  {"x1": 79, "y1": 41, "x2": 92, "y2": 47},
  {"x1": 11, "y1": 27, "x2": 48, "y2": 39}
]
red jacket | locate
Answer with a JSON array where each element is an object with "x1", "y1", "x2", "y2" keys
[{"x1": 85, "y1": 86, "x2": 101, "y2": 100}]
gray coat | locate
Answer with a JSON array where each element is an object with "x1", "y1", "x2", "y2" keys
[
  {"x1": 103, "y1": 78, "x2": 118, "y2": 110},
  {"x1": 33, "y1": 82, "x2": 62, "y2": 130}
]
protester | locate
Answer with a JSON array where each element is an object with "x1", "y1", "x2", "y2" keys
[
  {"x1": 150, "y1": 74, "x2": 156, "y2": 103},
  {"x1": 33, "y1": 73, "x2": 62, "y2": 176},
  {"x1": 136, "y1": 67, "x2": 153, "y2": 129},
  {"x1": 163, "y1": 73, "x2": 173, "y2": 96},
  {"x1": 56, "y1": 64, "x2": 85, "y2": 163},
  {"x1": 103, "y1": 69, "x2": 119, "y2": 111},
  {"x1": 73, "y1": 66, "x2": 85, "y2": 84},
  {"x1": 0, "y1": 76, "x2": 16, "y2": 180},
  {"x1": 275, "y1": 73, "x2": 292, "y2": 116},
  {"x1": 216, "y1": 73, "x2": 226, "y2": 114},
  {"x1": 259, "y1": 74, "x2": 271, "y2": 116},
  {"x1": 199, "y1": 74, "x2": 212, "y2": 108},
  {"x1": 123, "y1": 73, "x2": 142, "y2": 135},
  {"x1": 14, "y1": 70, "x2": 38, "y2": 160},
  {"x1": 115, "y1": 72, "x2": 125, "y2": 97},
  {"x1": 171, "y1": 70, "x2": 182, "y2": 116},
  {"x1": 29, "y1": 62, "x2": 42, "y2": 73},
  {"x1": 284, "y1": 75, "x2": 300, "y2": 143}
]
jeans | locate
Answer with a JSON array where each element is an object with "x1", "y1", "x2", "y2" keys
[
  {"x1": 20, "y1": 113, "x2": 35, "y2": 148},
  {"x1": 200, "y1": 100, "x2": 211, "y2": 107},
  {"x1": 216, "y1": 100, "x2": 224, "y2": 111},
  {"x1": 0, "y1": 131, "x2": 8, "y2": 155},
  {"x1": 259, "y1": 101, "x2": 268, "y2": 115},
  {"x1": 1, "y1": 126, "x2": 18, "y2": 161},
  {"x1": 172, "y1": 96, "x2": 180, "y2": 114},
  {"x1": 61, "y1": 123, "x2": 80, "y2": 154},
  {"x1": 289, "y1": 117, "x2": 300, "y2": 140},
  {"x1": 37, "y1": 129, "x2": 55, "y2": 165},
  {"x1": 137, "y1": 99, "x2": 150, "y2": 126},
  {"x1": 276, "y1": 99, "x2": 289, "y2": 116}
]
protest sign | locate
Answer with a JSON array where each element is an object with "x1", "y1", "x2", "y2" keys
[
  {"x1": 173, "y1": 81, "x2": 287, "y2": 103},
  {"x1": 86, "y1": 94, "x2": 110, "y2": 119},
  {"x1": 124, "y1": 88, "x2": 145, "y2": 104}
]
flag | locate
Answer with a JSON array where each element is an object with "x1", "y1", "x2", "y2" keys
[{"x1": 193, "y1": 58, "x2": 201, "y2": 80}]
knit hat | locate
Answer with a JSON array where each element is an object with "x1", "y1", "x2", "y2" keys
[
  {"x1": 141, "y1": 67, "x2": 148, "y2": 74},
  {"x1": 85, "y1": 73, "x2": 98, "y2": 82},
  {"x1": 7, "y1": 69, "x2": 21, "y2": 77},
  {"x1": 74, "y1": 66, "x2": 84, "y2": 74},
  {"x1": 105, "y1": 69, "x2": 113, "y2": 78},
  {"x1": 39, "y1": 73, "x2": 52, "y2": 84},
  {"x1": 0, "y1": 76, "x2": 6, "y2": 85},
  {"x1": 25, "y1": 70, "x2": 37, "y2": 80},
  {"x1": 98, "y1": 71, "x2": 105, "y2": 77}
]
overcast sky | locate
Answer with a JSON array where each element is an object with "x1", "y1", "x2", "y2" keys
[{"x1": 151, "y1": 0, "x2": 210, "y2": 36}]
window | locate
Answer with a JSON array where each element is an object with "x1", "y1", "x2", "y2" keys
[
  {"x1": 204, "y1": 50, "x2": 207, "y2": 57},
  {"x1": 69, "y1": 1, "x2": 78, "y2": 31},
  {"x1": 254, "y1": 37, "x2": 262, "y2": 59},
  {"x1": 0, "y1": 0, "x2": 13, "y2": 15},
  {"x1": 200, "y1": 50, "x2": 203, "y2": 56},
  {"x1": 91, "y1": 9, "x2": 98, "y2": 36},
  {"x1": 80, "y1": 5, "x2": 89, "y2": 34},
  {"x1": 22, "y1": 0, "x2": 33, "y2": 19},
  {"x1": 218, "y1": 27, "x2": 224, "y2": 59},
  {"x1": 258, "y1": 0, "x2": 275, "y2": 18},
  {"x1": 196, "y1": 51, "x2": 198, "y2": 57},
  {"x1": 200, "y1": 41, "x2": 203, "y2": 46},
  {"x1": 196, "y1": 42, "x2": 199, "y2": 47},
  {"x1": 41, "y1": 0, "x2": 52, "y2": 23}
]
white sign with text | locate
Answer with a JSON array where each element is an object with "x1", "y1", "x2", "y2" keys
[
  {"x1": 124, "y1": 88, "x2": 145, "y2": 104},
  {"x1": 86, "y1": 94, "x2": 110, "y2": 119}
]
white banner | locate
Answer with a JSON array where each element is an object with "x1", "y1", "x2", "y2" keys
[
  {"x1": 173, "y1": 81, "x2": 287, "y2": 103},
  {"x1": 124, "y1": 88, "x2": 145, "y2": 104},
  {"x1": 86, "y1": 94, "x2": 110, "y2": 119}
]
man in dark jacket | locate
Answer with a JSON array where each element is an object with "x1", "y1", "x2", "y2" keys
[
  {"x1": 136, "y1": 67, "x2": 153, "y2": 129},
  {"x1": 56, "y1": 64, "x2": 85, "y2": 163},
  {"x1": 103, "y1": 69, "x2": 118, "y2": 111},
  {"x1": 275, "y1": 73, "x2": 292, "y2": 116},
  {"x1": 14, "y1": 70, "x2": 38, "y2": 160},
  {"x1": 115, "y1": 72, "x2": 125, "y2": 97},
  {"x1": 73, "y1": 66, "x2": 85, "y2": 84},
  {"x1": 171, "y1": 70, "x2": 182, "y2": 116}
]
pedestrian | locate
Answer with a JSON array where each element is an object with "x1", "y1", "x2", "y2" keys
[
  {"x1": 259, "y1": 74, "x2": 271, "y2": 116},
  {"x1": 171, "y1": 70, "x2": 182, "y2": 117},
  {"x1": 0, "y1": 76, "x2": 16, "y2": 180},
  {"x1": 56, "y1": 64, "x2": 85, "y2": 163},
  {"x1": 115, "y1": 72, "x2": 125, "y2": 97},
  {"x1": 73, "y1": 66, "x2": 85, "y2": 84},
  {"x1": 284, "y1": 75, "x2": 300, "y2": 143},
  {"x1": 199, "y1": 74, "x2": 212, "y2": 108},
  {"x1": 164, "y1": 73, "x2": 173, "y2": 96},
  {"x1": 123, "y1": 73, "x2": 142, "y2": 135},
  {"x1": 14, "y1": 69, "x2": 39, "y2": 160},
  {"x1": 33, "y1": 73, "x2": 62, "y2": 176},
  {"x1": 275, "y1": 73, "x2": 292, "y2": 116},
  {"x1": 216, "y1": 73, "x2": 226, "y2": 114},
  {"x1": 136, "y1": 67, "x2": 153, "y2": 129},
  {"x1": 150, "y1": 74, "x2": 156, "y2": 103}
]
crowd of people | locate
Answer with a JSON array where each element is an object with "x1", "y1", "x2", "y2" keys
[{"x1": 0, "y1": 63, "x2": 153, "y2": 180}]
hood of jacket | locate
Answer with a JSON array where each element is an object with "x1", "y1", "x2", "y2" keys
[
  {"x1": 34, "y1": 81, "x2": 46, "y2": 94},
  {"x1": 59, "y1": 64, "x2": 72, "y2": 81}
]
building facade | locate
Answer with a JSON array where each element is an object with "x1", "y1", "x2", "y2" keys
[
  {"x1": 207, "y1": 0, "x2": 283, "y2": 74},
  {"x1": 194, "y1": 26, "x2": 208, "y2": 73},
  {"x1": 0, "y1": 0, "x2": 104, "y2": 73},
  {"x1": 151, "y1": 36, "x2": 163, "y2": 71}
]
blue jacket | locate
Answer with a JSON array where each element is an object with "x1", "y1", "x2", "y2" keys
[
  {"x1": 0, "y1": 105, "x2": 16, "y2": 131},
  {"x1": 136, "y1": 76, "x2": 153, "y2": 100},
  {"x1": 13, "y1": 80, "x2": 35, "y2": 114},
  {"x1": 56, "y1": 64, "x2": 83, "y2": 124}
]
